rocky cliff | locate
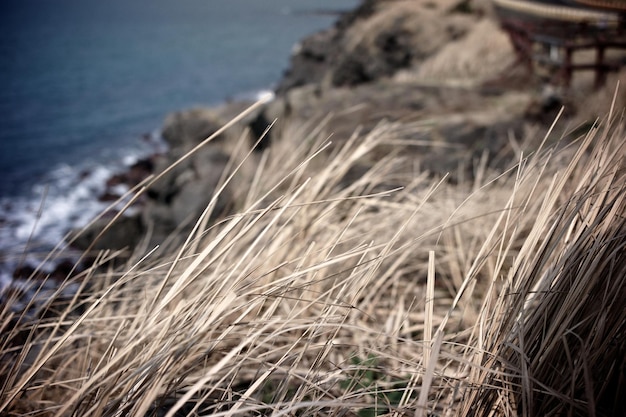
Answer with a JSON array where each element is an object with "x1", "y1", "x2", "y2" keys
[{"x1": 74, "y1": 0, "x2": 626, "y2": 256}]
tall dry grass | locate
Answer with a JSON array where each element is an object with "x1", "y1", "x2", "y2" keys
[{"x1": 1, "y1": 98, "x2": 624, "y2": 416}]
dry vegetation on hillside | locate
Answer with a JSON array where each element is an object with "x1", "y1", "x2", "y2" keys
[{"x1": 1, "y1": 92, "x2": 625, "y2": 416}]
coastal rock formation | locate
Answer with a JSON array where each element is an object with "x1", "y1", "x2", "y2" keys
[
  {"x1": 246, "y1": 1, "x2": 535, "y2": 181},
  {"x1": 74, "y1": 0, "x2": 619, "y2": 255},
  {"x1": 70, "y1": 214, "x2": 143, "y2": 252},
  {"x1": 142, "y1": 145, "x2": 232, "y2": 245},
  {"x1": 73, "y1": 108, "x2": 237, "y2": 253},
  {"x1": 161, "y1": 108, "x2": 226, "y2": 149},
  {"x1": 277, "y1": 0, "x2": 487, "y2": 92}
]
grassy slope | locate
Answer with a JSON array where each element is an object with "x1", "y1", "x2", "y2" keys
[{"x1": 1, "y1": 93, "x2": 625, "y2": 416}]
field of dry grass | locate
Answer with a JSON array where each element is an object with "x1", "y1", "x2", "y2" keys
[{"x1": 1, "y1": 95, "x2": 625, "y2": 416}]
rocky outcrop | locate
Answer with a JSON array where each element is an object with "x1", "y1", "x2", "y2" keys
[
  {"x1": 249, "y1": 1, "x2": 531, "y2": 177},
  {"x1": 276, "y1": 0, "x2": 486, "y2": 92},
  {"x1": 161, "y1": 108, "x2": 226, "y2": 149},
  {"x1": 70, "y1": 0, "x2": 525, "y2": 255},
  {"x1": 142, "y1": 144, "x2": 232, "y2": 245},
  {"x1": 73, "y1": 0, "x2": 614, "y2": 256},
  {"x1": 73, "y1": 107, "x2": 242, "y2": 253},
  {"x1": 71, "y1": 214, "x2": 144, "y2": 252}
]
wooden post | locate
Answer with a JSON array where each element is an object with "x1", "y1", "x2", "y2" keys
[
  {"x1": 595, "y1": 45, "x2": 606, "y2": 89},
  {"x1": 562, "y1": 46, "x2": 573, "y2": 87}
]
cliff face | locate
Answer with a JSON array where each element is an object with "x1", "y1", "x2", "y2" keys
[{"x1": 74, "y1": 0, "x2": 625, "y2": 254}]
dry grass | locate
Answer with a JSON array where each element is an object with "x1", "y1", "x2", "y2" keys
[
  {"x1": 398, "y1": 19, "x2": 515, "y2": 86},
  {"x1": 1, "y1": 97, "x2": 624, "y2": 416}
]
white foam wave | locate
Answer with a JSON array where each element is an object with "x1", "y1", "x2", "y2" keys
[
  {"x1": 0, "y1": 141, "x2": 160, "y2": 284},
  {"x1": 234, "y1": 88, "x2": 275, "y2": 103},
  {"x1": 9, "y1": 164, "x2": 110, "y2": 244}
]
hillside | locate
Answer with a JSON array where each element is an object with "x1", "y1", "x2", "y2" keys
[{"x1": 2, "y1": 1, "x2": 625, "y2": 416}]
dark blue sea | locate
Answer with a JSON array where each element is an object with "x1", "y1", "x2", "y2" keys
[{"x1": 0, "y1": 0, "x2": 358, "y2": 286}]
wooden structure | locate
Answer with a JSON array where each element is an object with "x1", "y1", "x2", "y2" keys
[{"x1": 493, "y1": 0, "x2": 626, "y2": 88}]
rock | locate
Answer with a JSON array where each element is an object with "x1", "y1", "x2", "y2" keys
[
  {"x1": 146, "y1": 152, "x2": 191, "y2": 204},
  {"x1": 248, "y1": 110, "x2": 273, "y2": 150},
  {"x1": 404, "y1": 18, "x2": 515, "y2": 85},
  {"x1": 276, "y1": 29, "x2": 339, "y2": 92},
  {"x1": 49, "y1": 259, "x2": 78, "y2": 281},
  {"x1": 141, "y1": 201, "x2": 176, "y2": 245},
  {"x1": 331, "y1": 6, "x2": 475, "y2": 86},
  {"x1": 105, "y1": 173, "x2": 126, "y2": 188},
  {"x1": 170, "y1": 177, "x2": 228, "y2": 227},
  {"x1": 263, "y1": 96, "x2": 289, "y2": 121},
  {"x1": 277, "y1": 0, "x2": 476, "y2": 91},
  {"x1": 147, "y1": 147, "x2": 228, "y2": 199},
  {"x1": 100, "y1": 157, "x2": 156, "y2": 203},
  {"x1": 141, "y1": 146, "x2": 232, "y2": 245},
  {"x1": 14, "y1": 259, "x2": 82, "y2": 283},
  {"x1": 192, "y1": 146, "x2": 230, "y2": 181},
  {"x1": 161, "y1": 108, "x2": 226, "y2": 149},
  {"x1": 98, "y1": 191, "x2": 121, "y2": 203},
  {"x1": 69, "y1": 214, "x2": 143, "y2": 252},
  {"x1": 284, "y1": 85, "x2": 323, "y2": 119},
  {"x1": 262, "y1": 0, "x2": 547, "y2": 185},
  {"x1": 276, "y1": 0, "x2": 385, "y2": 92},
  {"x1": 13, "y1": 265, "x2": 45, "y2": 281},
  {"x1": 126, "y1": 157, "x2": 154, "y2": 186}
]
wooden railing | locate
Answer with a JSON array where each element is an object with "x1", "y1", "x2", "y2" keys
[{"x1": 493, "y1": 0, "x2": 626, "y2": 88}]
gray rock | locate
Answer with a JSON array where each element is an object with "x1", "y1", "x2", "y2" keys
[
  {"x1": 142, "y1": 146, "x2": 232, "y2": 244},
  {"x1": 70, "y1": 214, "x2": 143, "y2": 252},
  {"x1": 161, "y1": 108, "x2": 225, "y2": 149},
  {"x1": 277, "y1": 1, "x2": 474, "y2": 91}
]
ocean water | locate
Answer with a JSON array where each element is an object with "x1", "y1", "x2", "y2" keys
[{"x1": 0, "y1": 0, "x2": 358, "y2": 285}]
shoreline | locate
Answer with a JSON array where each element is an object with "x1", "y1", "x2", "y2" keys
[{"x1": 0, "y1": 88, "x2": 272, "y2": 288}]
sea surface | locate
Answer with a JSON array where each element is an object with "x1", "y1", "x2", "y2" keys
[{"x1": 0, "y1": 0, "x2": 358, "y2": 286}]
